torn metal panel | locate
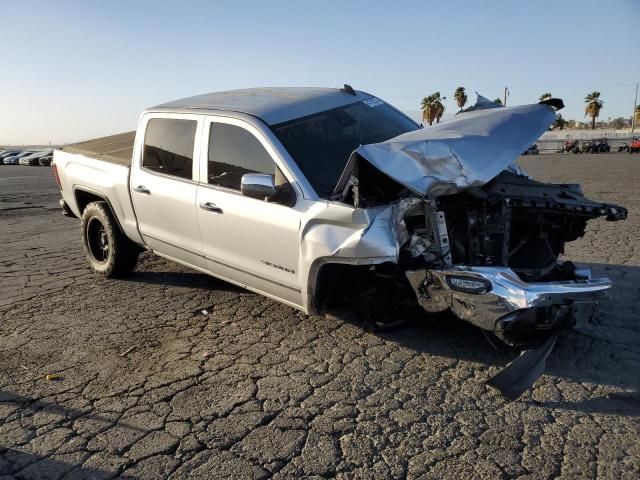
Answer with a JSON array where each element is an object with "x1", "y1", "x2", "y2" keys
[
  {"x1": 299, "y1": 197, "x2": 428, "y2": 315},
  {"x1": 458, "y1": 93, "x2": 503, "y2": 112},
  {"x1": 335, "y1": 100, "x2": 557, "y2": 199},
  {"x1": 300, "y1": 198, "x2": 419, "y2": 264}
]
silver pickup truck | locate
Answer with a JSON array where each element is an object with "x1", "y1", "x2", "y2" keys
[{"x1": 54, "y1": 87, "x2": 626, "y2": 396}]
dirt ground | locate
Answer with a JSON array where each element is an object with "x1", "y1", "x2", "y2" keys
[{"x1": 1, "y1": 153, "x2": 639, "y2": 479}]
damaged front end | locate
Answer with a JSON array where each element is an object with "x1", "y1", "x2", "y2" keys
[
  {"x1": 402, "y1": 170, "x2": 625, "y2": 346},
  {"x1": 329, "y1": 97, "x2": 627, "y2": 349}
]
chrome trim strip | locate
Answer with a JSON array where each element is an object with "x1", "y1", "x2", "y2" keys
[{"x1": 406, "y1": 266, "x2": 611, "y2": 331}]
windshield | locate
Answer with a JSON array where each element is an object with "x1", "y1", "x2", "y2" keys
[{"x1": 272, "y1": 100, "x2": 419, "y2": 197}]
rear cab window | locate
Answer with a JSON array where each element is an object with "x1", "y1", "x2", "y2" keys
[{"x1": 143, "y1": 118, "x2": 197, "y2": 180}]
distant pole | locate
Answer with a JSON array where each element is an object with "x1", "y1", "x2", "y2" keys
[
  {"x1": 632, "y1": 82, "x2": 638, "y2": 133},
  {"x1": 504, "y1": 86, "x2": 508, "y2": 107}
]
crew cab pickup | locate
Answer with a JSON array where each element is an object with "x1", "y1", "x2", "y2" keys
[{"x1": 54, "y1": 87, "x2": 627, "y2": 397}]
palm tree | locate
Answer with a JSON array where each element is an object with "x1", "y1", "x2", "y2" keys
[
  {"x1": 584, "y1": 91, "x2": 604, "y2": 130},
  {"x1": 493, "y1": 98, "x2": 503, "y2": 106},
  {"x1": 454, "y1": 87, "x2": 467, "y2": 111},
  {"x1": 421, "y1": 92, "x2": 446, "y2": 125},
  {"x1": 421, "y1": 95, "x2": 435, "y2": 126},
  {"x1": 553, "y1": 113, "x2": 568, "y2": 130},
  {"x1": 539, "y1": 92, "x2": 553, "y2": 102},
  {"x1": 432, "y1": 92, "x2": 446, "y2": 123}
]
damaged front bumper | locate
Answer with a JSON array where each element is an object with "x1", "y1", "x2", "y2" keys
[{"x1": 406, "y1": 266, "x2": 609, "y2": 344}]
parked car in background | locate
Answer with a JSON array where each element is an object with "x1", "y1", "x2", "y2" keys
[
  {"x1": 19, "y1": 156, "x2": 38, "y2": 166},
  {"x1": 3, "y1": 151, "x2": 33, "y2": 165},
  {"x1": 19, "y1": 149, "x2": 53, "y2": 166},
  {"x1": 0, "y1": 150, "x2": 21, "y2": 161},
  {"x1": 19, "y1": 153, "x2": 39, "y2": 165},
  {"x1": 38, "y1": 155, "x2": 53, "y2": 166},
  {"x1": 522, "y1": 144, "x2": 539, "y2": 155}
]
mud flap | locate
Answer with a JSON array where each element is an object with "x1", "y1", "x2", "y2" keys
[{"x1": 486, "y1": 333, "x2": 558, "y2": 400}]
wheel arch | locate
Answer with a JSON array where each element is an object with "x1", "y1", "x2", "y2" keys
[
  {"x1": 306, "y1": 257, "x2": 392, "y2": 315},
  {"x1": 74, "y1": 187, "x2": 126, "y2": 236}
]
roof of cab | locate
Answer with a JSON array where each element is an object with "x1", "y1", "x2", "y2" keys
[{"x1": 151, "y1": 87, "x2": 373, "y2": 125}]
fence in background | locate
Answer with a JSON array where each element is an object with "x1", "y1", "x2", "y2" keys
[{"x1": 536, "y1": 130, "x2": 638, "y2": 153}]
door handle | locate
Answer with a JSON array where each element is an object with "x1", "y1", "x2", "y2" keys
[
  {"x1": 199, "y1": 202, "x2": 223, "y2": 214},
  {"x1": 134, "y1": 185, "x2": 151, "y2": 194}
]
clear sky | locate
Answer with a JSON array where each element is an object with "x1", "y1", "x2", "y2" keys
[{"x1": 2, "y1": 0, "x2": 639, "y2": 145}]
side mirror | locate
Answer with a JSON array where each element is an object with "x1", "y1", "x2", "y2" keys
[{"x1": 241, "y1": 173, "x2": 277, "y2": 201}]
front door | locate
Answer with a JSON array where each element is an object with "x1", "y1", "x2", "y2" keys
[{"x1": 195, "y1": 117, "x2": 303, "y2": 307}]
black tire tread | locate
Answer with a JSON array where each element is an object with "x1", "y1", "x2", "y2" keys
[{"x1": 81, "y1": 201, "x2": 139, "y2": 278}]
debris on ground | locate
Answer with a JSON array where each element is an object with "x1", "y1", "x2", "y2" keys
[
  {"x1": 119, "y1": 346, "x2": 136, "y2": 357},
  {"x1": 486, "y1": 334, "x2": 559, "y2": 400},
  {"x1": 366, "y1": 317, "x2": 415, "y2": 332}
]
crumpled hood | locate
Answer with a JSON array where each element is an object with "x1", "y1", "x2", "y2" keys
[{"x1": 338, "y1": 100, "x2": 558, "y2": 199}]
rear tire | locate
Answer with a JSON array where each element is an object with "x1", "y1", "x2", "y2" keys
[{"x1": 81, "y1": 201, "x2": 139, "y2": 277}]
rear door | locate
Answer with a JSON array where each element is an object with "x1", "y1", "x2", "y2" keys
[
  {"x1": 130, "y1": 113, "x2": 206, "y2": 268},
  {"x1": 195, "y1": 116, "x2": 303, "y2": 307}
]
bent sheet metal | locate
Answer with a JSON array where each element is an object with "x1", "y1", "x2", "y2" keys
[{"x1": 335, "y1": 99, "x2": 558, "y2": 199}]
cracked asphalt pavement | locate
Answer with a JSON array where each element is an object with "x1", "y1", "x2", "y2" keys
[{"x1": 1, "y1": 154, "x2": 639, "y2": 479}]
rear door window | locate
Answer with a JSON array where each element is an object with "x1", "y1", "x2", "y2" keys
[
  {"x1": 143, "y1": 118, "x2": 197, "y2": 180},
  {"x1": 207, "y1": 123, "x2": 275, "y2": 190}
]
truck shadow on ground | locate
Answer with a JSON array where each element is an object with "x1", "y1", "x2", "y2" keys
[
  {"x1": 126, "y1": 269, "x2": 244, "y2": 293},
  {"x1": 115, "y1": 252, "x2": 244, "y2": 292},
  {"x1": 334, "y1": 261, "x2": 640, "y2": 416}
]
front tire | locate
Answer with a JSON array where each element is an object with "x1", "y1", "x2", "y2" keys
[{"x1": 81, "y1": 201, "x2": 139, "y2": 277}]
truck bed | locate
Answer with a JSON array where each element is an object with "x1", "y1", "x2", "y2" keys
[{"x1": 61, "y1": 131, "x2": 135, "y2": 167}]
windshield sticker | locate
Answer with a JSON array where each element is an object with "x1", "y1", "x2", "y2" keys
[{"x1": 363, "y1": 98, "x2": 384, "y2": 108}]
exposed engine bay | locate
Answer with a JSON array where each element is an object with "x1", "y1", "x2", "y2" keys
[{"x1": 400, "y1": 170, "x2": 626, "y2": 282}]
